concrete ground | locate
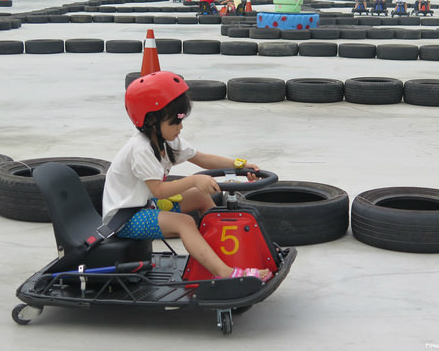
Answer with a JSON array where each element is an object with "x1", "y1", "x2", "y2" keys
[{"x1": 1, "y1": 0, "x2": 439, "y2": 350}]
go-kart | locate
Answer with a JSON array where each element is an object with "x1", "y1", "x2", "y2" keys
[
  {"x1": 391, "y1": 1, "x2": 410, "y2": 16},
  {"x1": 370, "y1": 1, "x2": 388, "y2": 16},
  {"x1": 411, "y1": 1, "x2": 434, "y2": 16},
  {"x1": 352, "y1": 1, "x2": 369, "y2": 15},
  {"x1": 12, "y1": 162, "x2": 297, "y2": 335}
]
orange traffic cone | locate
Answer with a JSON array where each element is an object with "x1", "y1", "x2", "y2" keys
[
  {"x1": 245, "y1": 0, "x2": 252, "y2": 12},
  {"x1": 140, "y1": 29, "x2": 160, "y2": 77}
]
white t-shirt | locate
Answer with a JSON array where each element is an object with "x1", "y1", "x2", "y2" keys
[{"x1": 102, "y1": 131, "x2": 196, "y2": 224}]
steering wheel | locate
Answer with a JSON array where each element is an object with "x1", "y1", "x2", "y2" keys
[{"x1": 196, "y1": 168, "x2": 278, "y2": 193}]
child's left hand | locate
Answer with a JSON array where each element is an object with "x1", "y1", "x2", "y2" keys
[{"x1": 244, "y1": 161, "x2": 260, "y2": 181}]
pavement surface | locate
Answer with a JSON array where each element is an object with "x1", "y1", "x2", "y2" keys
[{"x1": 1, "y1": 1, "x2": 439, "y2": 350}]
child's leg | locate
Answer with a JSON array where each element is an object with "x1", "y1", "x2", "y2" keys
[
  {"x1": 179, "y1": 187, "x2": 216, "y2": 216},
  {"x1": 159, "y1": 202, "x2": 271, "y2": 280}
]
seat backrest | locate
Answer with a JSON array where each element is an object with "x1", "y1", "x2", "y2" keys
[{"x1": 33, "y1": 162, "x2": 102, "y2": 254}]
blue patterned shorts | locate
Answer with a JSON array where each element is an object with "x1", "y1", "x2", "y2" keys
[{"x1": 117, "y1": 202, "x2": 181, "y2": 240}]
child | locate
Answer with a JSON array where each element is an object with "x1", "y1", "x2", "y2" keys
[
  {"x1": 394, "y1": 0, "x2": 407, "y2": 13},
  {"x1": 354, "y1": 0, "x2": 367, "y2": 10},
  {"x1": 102, "y1": 71, "x2": 272, "y2": 281}
]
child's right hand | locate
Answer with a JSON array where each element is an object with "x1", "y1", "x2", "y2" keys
[{"x1": 192, "y1": 174, "x2": 221, "y2": 195}]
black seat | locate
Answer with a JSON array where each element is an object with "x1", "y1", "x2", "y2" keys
[{"x1": 33, "y1": 162, "x2": 151, "y2": 272}]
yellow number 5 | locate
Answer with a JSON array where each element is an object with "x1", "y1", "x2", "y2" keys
[{"x1": 220, "y1": 226, "x2": 239, "y2": 256}]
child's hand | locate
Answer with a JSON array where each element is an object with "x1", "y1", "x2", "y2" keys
[
  {"x1": 193, "y1": 174, "x2": 221, "y2": 194},
  {"x1": 244, "y1": 162, "x2": 260, "y2": 182}
]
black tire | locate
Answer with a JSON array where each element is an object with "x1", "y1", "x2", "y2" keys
[
  {"x1": 186, "y1": 80, "x2": 226, "y2": 101},
  {"x1": 358, "y1": 16, "x2": 381, "y2": 25},
  {"x1": 286, "y1": 78, "x2": 344, "y2": 103},
  {"x1": 339, "y1": 28, "x2": 367, "y2": 39},
  {"x1": 376, "y1": 44, "x2": 419, "y2": 60},
  {"x1": 49, "y1": 15, "x2": 71, "y2": 23},
  {"x1": 0, "y1": 154, "x2": 13, "y2": 163},
  {"x1": 309, "y1": 28, "x2": 340, "y2": 39},
  {"x1": 220, "y1": 41, "x2": 258, "y2": 55},
  {"x1": 70, "y1": 14, "x2": 93, "y2": 23},
  {"x1": 419, "y1": 45, "x2": 439, "y2": 61},
  {"x1": 249, "y1": 27, "x2": 281, "y2": 39},
  {"x1": 380, "y1": 17, "x2": 399, "y2": 25},
  {"x1": 153, "y1": 16, "x2": 177, "y2": 24},
  {"x1": 281, "y1": 29, "x2": 311, "y2": 40},
  {"x1": 183, "y1": 39, "x2": 220, "y2": 54},
  {"x1": 0, "y1": 40, "x2": 24, "y2": 54},
  {"x1": 351, "y1": 187, "x2": 439, "y2": 253},
  {"x1": 176, "y1": 16, "x2": 198, "y2": 24},
  {"x1": 198, "y1": 15, "x2": 221, "y2": 24},
  {"x1": 99, "y1": 6, "x2": 117, "y2": 12},
  {"x1": 227, "y1": 77, "x2": 285, "y2": 103},
  {"x1": 0, "y1": 157, "x2": 111, "y2": 222},
  {"x1": 403, "y1": 79, "x2": 439, "y2": 106},
  {"x1": 93, "y1": 15, "x2": 115, "y2": 23},
  {"x1": 135, "y1": 16, "x2": 154, "y2": 23},
  {"x1": 299, "y1": 42, "x2": 338, "y2": 57},
  {"x1": 26, "y1": 15, "x2": 48, "y2": 23},
  {"x1": 420, "y1": 30, "x2": 439, "y2": 39},
  {"x1": 236, "y1": 181, "x2": 349, "y2": 246},
  {"x1": 228, "y1": 27, "x2": 250, "y2": 38},
  {"x1": 345, "y1": 77, "x2": 403, "y2": 104},
  {"x1": 258, "y1": 42, "x2": 298, "y2": 56},
  {"x1": 0, "y1": 20, "x2": 12, "y2": 31},
  {"x1": 125, "y1": 71, "x2": 141, "y2": 89},
  {"x1": 156, "y1": 39, "x2": 182, "y2": 54},
  {"x1": 394, "y1": 29, "x2": 421, "y2": 40},
  {"x1": 421, "y1": 17, "x2": 439, "y2": 26},
  {"x1": 106, "y1": 40, "x2": 142, "y2": 53},
  {"x1": 114, "y1": 16, "x2": 136, "y2": 23},
  {"x1": 25, "y1": 39, "x2": 64, "y2": 54},
  {"x1": 398, "y1": 16, "x2": 420, "y2": 25},
  {"x1": 65, "y1": 39, "x2": 104, "y2": 53},
  {"x1": 366, "y1": 28, "x2": 394, "y2": 39},
  {"x1": 339, "y1": 43, "x2": 376, "y2": 58}
]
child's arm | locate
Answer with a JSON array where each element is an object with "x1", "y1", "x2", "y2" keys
[
  {"x1": 146, "y1": 174, "x2": 220, "y2": 199},
  {"x1": 188, "y1": 151, "x2": 259, "y2": 171}
]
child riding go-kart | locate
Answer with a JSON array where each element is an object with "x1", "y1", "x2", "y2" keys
[
  {"x1": 352, "y1": 0, "x2": 369, "y2": 15},
  {"x1": 391, "y1": 0, "x2": 410, "y2": 16},
  {"x1": 370, "y1": 0, "x2": 388, "y2": 16},
  {"x1": 12, "y1": 163, "x2": 297, "y2": 334},
  {"x1": 411, "y1": 0, "x2": 434, "y2": 15}
]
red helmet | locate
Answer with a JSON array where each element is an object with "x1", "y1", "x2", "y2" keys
[{"x1": 125, "y1": 71, "x2": 189, "y2": 128}]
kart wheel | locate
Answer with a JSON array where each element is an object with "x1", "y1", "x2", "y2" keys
[
  {"x1": 352, "y1": 187, "x2": 439, "y2": 253},
  {"x1": 0, "y1": 157, "x2": 110, "y2": 222},
  {"x1": 12, "y1": 304, "x2": 43, "y2": 325},
  {"x1": 220, "y1": 312, "x2": 232, "y2": 335}
]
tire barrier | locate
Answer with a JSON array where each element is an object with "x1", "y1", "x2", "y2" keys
[
  {"x1": 403, "y1": 79, "x2": 439, "y2": 106},
  {"x1": 345, "y1": 77, "x2": 404, "y2": 105},
  {"x1": 352, "y1": 187, "x2": 439, "y2": 253},
  {"x1": 0, "y1": 157, "x2": 111, "y2": 222},
  {"x1": 236, "y1": 181, "x2": 349, "y2": 246},
  {"x1": 2, "y1": 39, "x2": 439, "y2": 59},
  {"x1": 124, "y1": 74, "x2": 439, "y2": 106},
  {"x1": 286, "y1": 78, "x2": 344, "y2": 103},
  {"x1": 186, "y1": 80, "x2": 227, "y2": 101},
  {"x1": 227, "y1": 77, "x2": 286, "y2": 103}
]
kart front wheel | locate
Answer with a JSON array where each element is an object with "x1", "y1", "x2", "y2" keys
[
  {"x1": 220, "y1": 311, "x2": 233, "y2": 335},
  {"x1": 12, "y1": 304, "x2": 43, "y2": 325}
]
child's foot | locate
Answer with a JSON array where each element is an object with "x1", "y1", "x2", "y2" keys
[{"x1": 218, "y1": 267, "x2": 273, "y2": 282}]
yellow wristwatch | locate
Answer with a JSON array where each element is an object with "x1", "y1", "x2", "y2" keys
[{"x1": 234, "y1": 158, "x2": 247, "y2": 169}]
